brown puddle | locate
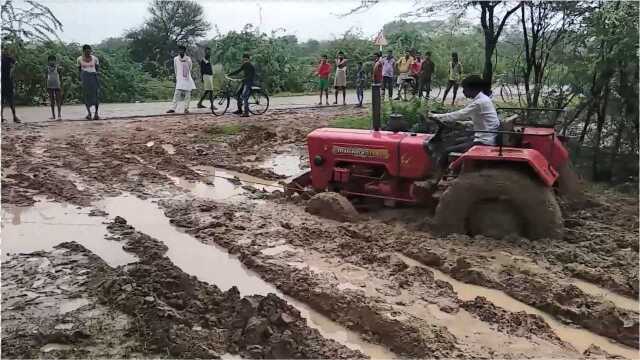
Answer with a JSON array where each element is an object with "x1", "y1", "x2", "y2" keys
[
  {"x1": 570, "y1": 278, "x2": 639, "y2": 312},
  {"x1": 395, "y1": 253, "x2": 639, "y2": 359},
  {"x1": 1, "y1": 199, "x2": 137, "y2": 267},
  {"x1": 98, "y1": 195, "x2": 395, "y2": 359}
]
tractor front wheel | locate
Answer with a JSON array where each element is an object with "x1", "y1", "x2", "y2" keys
[{"x1": 434, "y1": 168, "x2": 563, "y2": 240}]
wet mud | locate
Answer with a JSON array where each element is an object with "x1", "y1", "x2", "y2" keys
[{"x1": 2, "y1": 107, "x2": 639, "y2": 359}]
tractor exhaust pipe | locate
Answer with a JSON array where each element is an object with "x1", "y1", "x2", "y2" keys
[{"x1": 372, "y1": 83, "x2": 381, "y2": 131}]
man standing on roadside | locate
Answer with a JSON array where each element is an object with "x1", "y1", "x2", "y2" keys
[
  {"x1": 395, "y1": 49, "x2": 414, "y2": 100},
  {"x1": 1, "y1": 47, "x2": 20, "y2": 123},
  {"x1": 419, "y1": 51, "x2": 435, "y2": 100},
  {"x1": 381, "y1": 50, "x2": 395, "y2": 101},
  {"x1": 197, "y1": 46, "x2": 216, "y2": 110},
  {"x1": 315, "y1": 54, "x2": 331, "y2": 105},
  {"x1": 228, "y1": 53, "x2": 255, "y2": 117},
  {"x1": 167, "y1": 45, "x2": 196, "y2": 114}
]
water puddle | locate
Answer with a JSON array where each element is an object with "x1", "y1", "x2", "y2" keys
[
  {"x1": 193, "y1": 166, "x2": 282, "y2": 191},
  {"x1": 570, "y1": 279, "x2": 639, "y2": 312},
  {"x1": 59, "y1": 297, "x2": 90, "y2": 314},
  {"x1": 161, "y1": 144, "x2": 176, "y2": 155},
  {"x1": 41, "y1": 343, "x2": 73, "y2": 353},
  {"x1": 1, "y1": 200, "x2": 137, "y2": 267},
  {"x1": 97, "y1": 195, "x2": 394, "y2": 359},
  {"x1": 145, "y1": 141, "x2": 154, "y2": 147},
  {"x1": 395, "y1": 253, "x2": 639, "y2": 359},
  {"x1": 260, "y1": 153, "x2": 303, "y2": 177}
]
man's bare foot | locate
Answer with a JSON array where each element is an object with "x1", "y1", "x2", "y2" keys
[
  {"x1": 13, "y1": 117, "x2": 21, "y2": 123},
  {"x1": 57, "y1": 116, "x2": 62, "y2": 120},
  {"x1": 166, "y1": 109, "x2": 175, "y2": 114},
  {"x1": 184, "y1": 109, "x2": 190, "y2": 114},
  {"x1": 93, "y1": 114, "x2": 100, "y2": 120},
  {"x1": 197, "y1": 103, "x2": 205, "y2": 109},
  {"x1": 317, "y1": 102, "x2": 322, "y2": 105}
]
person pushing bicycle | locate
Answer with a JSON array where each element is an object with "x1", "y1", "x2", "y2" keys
[{"x1": 228, "y1": 53, "x2": 255, "y2": 117}]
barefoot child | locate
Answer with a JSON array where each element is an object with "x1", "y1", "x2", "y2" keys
[
  {"x1": 315, "y1": 55, "x2": 331, "y2": 105},
  {"x1": 46, "y1": 55, "x2": 63, "y2": 119}
]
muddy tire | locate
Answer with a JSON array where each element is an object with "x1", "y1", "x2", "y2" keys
[{"x1": 434, "y1": 168, "x2": 563, "y2": 240}]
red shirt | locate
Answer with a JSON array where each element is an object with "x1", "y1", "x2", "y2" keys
[
  {"x1": 317, "y1": 62, "x2": 332, "y2": 79},
  {"x1": 411, "y1": 60, "x2": 422, "y2": 76},
  {"x1": 373, "y1": 60, "x2": 383, "y2": 82}
]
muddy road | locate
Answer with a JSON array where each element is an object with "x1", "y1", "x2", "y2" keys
[{"x1": 2, "y1": 109, "x2": 638, "y2": 359}]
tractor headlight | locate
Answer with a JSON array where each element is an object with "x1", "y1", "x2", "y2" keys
[{"x1": 314, "y1": 155, "x2": 324, "y2": 166}]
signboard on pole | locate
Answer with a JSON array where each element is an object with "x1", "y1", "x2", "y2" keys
[{"x1": 373, "y1": 31, "x2": 387, "y2": 51}]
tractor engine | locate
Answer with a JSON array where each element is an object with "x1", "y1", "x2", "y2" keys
[{"x1": 307, "y1": 128, "x2": 435, "y2": 203}]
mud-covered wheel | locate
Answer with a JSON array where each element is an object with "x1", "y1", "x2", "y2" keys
[{"x1": 434, "y1": 168, "x2": 563, "y2": 240}]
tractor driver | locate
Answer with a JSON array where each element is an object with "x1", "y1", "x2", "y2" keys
[{"x1": 428, "y1": 75, "x2": 500, "y2": 168}]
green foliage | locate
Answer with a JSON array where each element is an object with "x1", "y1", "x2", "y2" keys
[
  {"x1": 330, "y1": 114, "x2": 371, "y2": 129},
  {"x1": 204, "y1": 124, "x2": 243, "y2": 136}
]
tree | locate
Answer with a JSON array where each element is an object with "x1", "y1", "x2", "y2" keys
[
  {"x1": 342, "y1": 0, "x2": 521, "y2": 83},
  {"x1": 126, "y1": 0, "x2": 210, "y2": 77},
  {"x1": 1, "y1": 0, "x2": 62, "y2": 46},
  {"x1": 518, "y1": 1, "x2": 584, "y2": 107}
]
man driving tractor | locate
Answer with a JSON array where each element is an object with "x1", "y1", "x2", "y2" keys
[{"x1": 429, "y1": 75, "x2": 500, "y2": 168}]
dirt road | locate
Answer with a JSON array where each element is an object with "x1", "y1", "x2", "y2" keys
[{"x1": 2, "y1": 108, "x2": 638, "y2": 359}]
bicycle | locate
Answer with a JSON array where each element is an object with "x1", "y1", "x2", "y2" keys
[{"x1": 211, "y1": 76, "x2": 270, "y2": 116}]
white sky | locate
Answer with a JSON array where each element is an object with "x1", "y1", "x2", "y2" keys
[{"x1": 40, "y1": 0, "x2": 429, "y2": 44}]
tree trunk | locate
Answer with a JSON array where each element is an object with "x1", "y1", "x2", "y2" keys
[
  {"x1": 592, "y1": 82, "x2": 610, "y2": 180},
  {"x1": 484, "y1": 41, "x2": 495, "y2": 83}
]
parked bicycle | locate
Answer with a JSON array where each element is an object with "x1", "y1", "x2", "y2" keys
[{"x1": 211, "y1": 76, "x2": 270, "y2": 116}]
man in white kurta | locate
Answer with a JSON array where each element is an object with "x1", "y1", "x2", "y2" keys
[{"x1": 167, "y1": 45, "x2": 196, "y2": 114}]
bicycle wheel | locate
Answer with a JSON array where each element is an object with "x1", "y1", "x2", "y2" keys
[
  {"x1": 211, "y1": 95, "x2": 230, "y2": 116},
  {"x1": 248, "y1": 89, "x2": 269, "y2": 115}
]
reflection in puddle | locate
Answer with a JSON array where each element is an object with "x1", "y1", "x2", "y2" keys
[
  {"x1": 570, "y1": 278, "x2": 640, "y2": 313},
  {"x1": 395, "y1": 253, "x2": 638, "y2": 359},
  {"x1": 145, "y1": 141, "x2": 154, "y2": 147},
  {"x1": 98, "y1": 195, "x2": 394, "y2": 359},
  {"x1": 1, "y1": 200, "x2": 137, "y2": 267},
  {"x1": 260, "y1": 153, "x2": 303, "y2": 177},
  {"x1": 41, "y1": 343, "x2": 73, "y2": 353}
]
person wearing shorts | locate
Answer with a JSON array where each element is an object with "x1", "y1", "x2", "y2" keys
[
  {"x1": 442, "y1": 52, "x2": 463, "y2": 105},
  {"x1": 333, "y1": 51, "x2": 347, "y2": 105},
  {"x1": 197, "y1": 46, "x2": 216, "y2": 110},
  {"x1": 46, "y1": 54, "x2": 63, "y2": 120},
  {"x1": 315, "y1": 54, "x2": 331, "y2": 105}
]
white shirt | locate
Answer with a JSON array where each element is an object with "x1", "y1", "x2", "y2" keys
[
  {"x1": 432, "y1": 92, "x2": 500, "y2": 145},
  {"x1": 77, "y1": 55, "x2": 99, "y2": 73},
  {"x1": 173, "y1": 55, "x2": 196, "y2": 91}
]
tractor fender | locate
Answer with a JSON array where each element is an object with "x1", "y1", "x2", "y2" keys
[{"x1": 449, "y1": 145, "x2": 558, "y2": 187}]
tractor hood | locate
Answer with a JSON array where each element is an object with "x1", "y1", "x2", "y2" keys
[{"x1": 306, "y1": 128, "x2": 435, "y2": 189}]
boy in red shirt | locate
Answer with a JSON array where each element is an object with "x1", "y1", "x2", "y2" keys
[
  {"x1": 372, "y1": 52, "x2": 383, "y2": 84},
  {"x1": 315, "y1": 55, "x2": 332, "y2": 105}
]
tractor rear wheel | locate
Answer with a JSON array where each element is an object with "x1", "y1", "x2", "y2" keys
[{"x1": 434, "y1": 168, "x2": 563, "y2": 240}]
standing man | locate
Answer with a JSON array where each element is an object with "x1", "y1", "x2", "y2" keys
[
  {"x1": 395, "y1": 49, "x2": 414, "y2": 100},
  {"x1": 78, "y1": 44, "x2": 100, "y2": 120},
  {"x1": 372, "y1": 52, "x2": 383, "y2": 86},
  {"x1": 381, "y1": 50, "x2": 395, "y2": 101},
  {"x1": 197, "y1": 46, "x2": 215, "y2": 110},
  {"x1": 333, "y1": 51, "x2": 347, "y2": 105},
  {"x1": 1, "y1": 47, "x2": 20, "y2": 123},
  {"x1": 167, "y1": 45, "x2": 196, "y2": 114},
  {"x1": 355, "y1": 61, "x2": 365, "y2": 107},
  {"x1": 419, "y1": 51, "x2": 435, "y2": 100},
  {"x1": 315, "y1": 54, "x2": 331, "y2": 105},
  {"x1": 228, "y1": 53, "x2": 255, "y2": 117},
  {"x1": 442, "y1": 52, "x2": 463, "y2": 105}
]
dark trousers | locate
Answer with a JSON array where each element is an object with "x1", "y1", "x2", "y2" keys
[
  {"x1": 382, "y1": 76, "x2": 393, "y2": 100},
  {"x1": 236, "y1": 80, "x2": 253, "y2": 114},
  {"x1": 418, "y1": 78, "x2": 431, "y2": 98}
]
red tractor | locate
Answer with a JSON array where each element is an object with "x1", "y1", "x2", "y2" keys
[{"x1": 290, "y1": 108, "x2": 579, "y2": 240}]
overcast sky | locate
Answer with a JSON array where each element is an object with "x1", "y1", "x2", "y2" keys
[{"x1": 41, "y1": 0, "x2": 429, "y2": 44}]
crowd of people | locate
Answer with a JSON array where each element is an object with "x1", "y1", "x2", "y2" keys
[
  {"x1": 313, "y1": 49, "x2": 464, "y2": 107},
  {"x1": 1, "y1": 44, "x2": 467, "y2": 123},
  {"x1": 0, "y1": 44, "x2": 258, "y2": 122}
]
